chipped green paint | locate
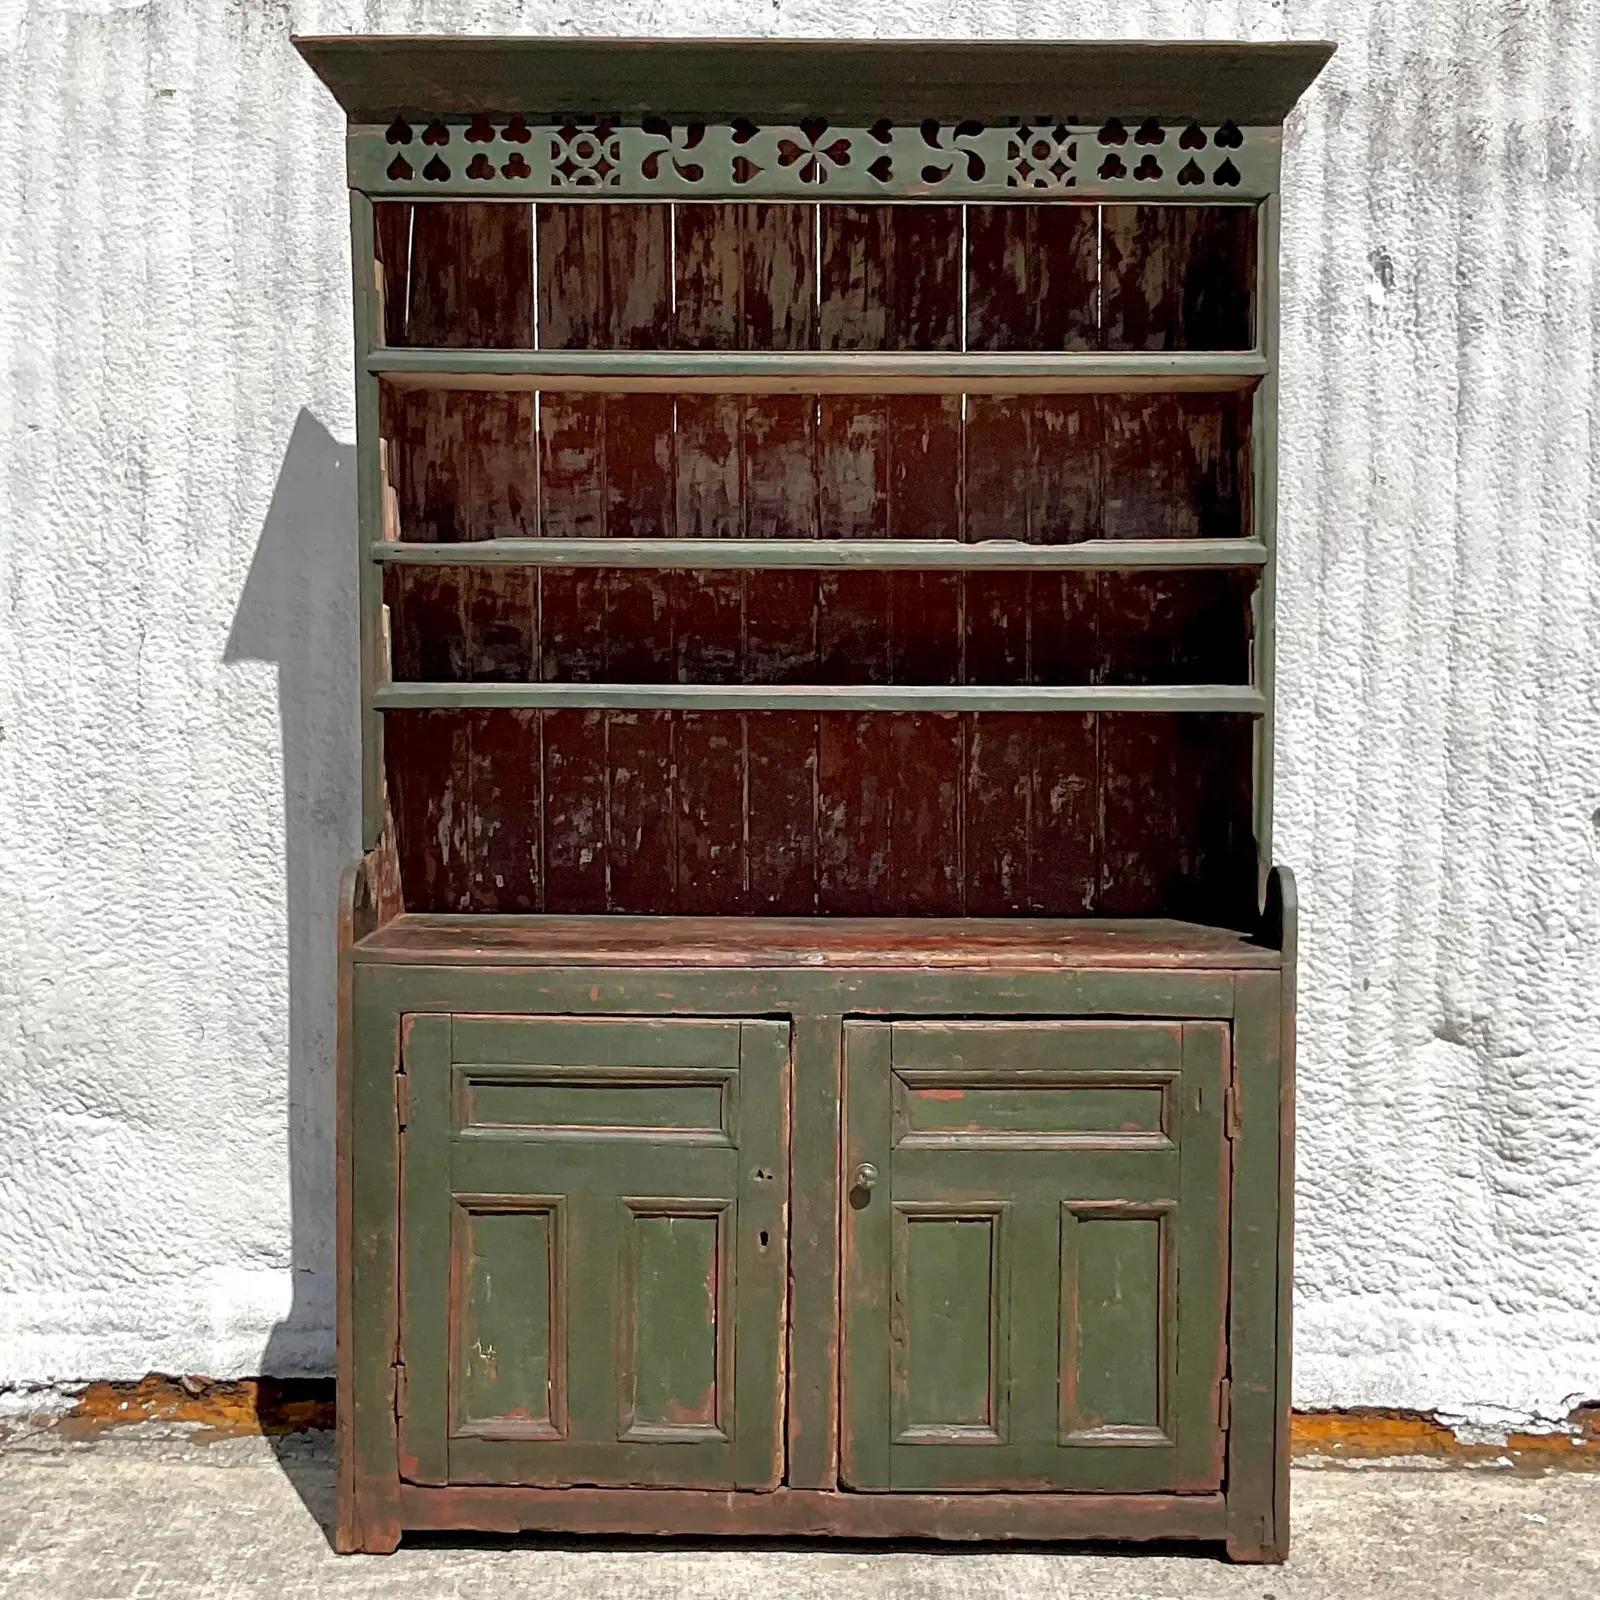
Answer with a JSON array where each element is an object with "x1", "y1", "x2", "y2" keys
[
  {"x1": 896, "y1": 1210, "x2": 1004, "y2": 1437},
  {"x1": 843, "y1": 1018, "x2": 1229, "y2": 1493},
  {"x1": 1065, "y1": 1212, "x2": 1163, "y2": 1432},
  {"x1": 455, "y1": 1204, "x2": 557, "y2": 1435},
  {"x1": 458, "y1": 1067, "x2": 733, "y2": 1140},
  {"x1": 400, "y1": 1014, "x2": 787, "y2": 1489},
  {"x1": 625, "y1": 1210, "x2": 724, "y2": 1434},
  {"x1": 896, "y1": 1080, "x2": 1168, "y2": 1142}
]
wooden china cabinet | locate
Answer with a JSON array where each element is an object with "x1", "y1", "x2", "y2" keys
[{"x1": 297, "y1": 34, "x2": 1331, "y2": 1560}]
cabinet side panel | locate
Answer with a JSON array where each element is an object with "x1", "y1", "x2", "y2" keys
[
  {"x1": 344, "y1": 975, "x2": 406, "y2": 1549},
  {"x1": 1228, "y1": 972, "x2": 1291, "y2": 1561}
]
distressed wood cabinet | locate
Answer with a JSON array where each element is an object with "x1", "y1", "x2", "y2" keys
[{"x1": 298, "y1": 34, "x2": 1330, "y2": 1561}]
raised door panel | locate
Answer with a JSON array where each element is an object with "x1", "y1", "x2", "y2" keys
[
  {"x1": 842, "y1": 1019, "x2": 1228, "y2": 1493},
  {"x1": 451, "y1": 1198, "x2": 565, "y2": 1440},
  {"x1": 401, "y1": 1015, "x2": 787, "y2": 1489}
]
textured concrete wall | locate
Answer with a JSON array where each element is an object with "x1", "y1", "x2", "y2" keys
[{"x1": 1, "y1": 1, "x2": 1596, "y2": 1432}]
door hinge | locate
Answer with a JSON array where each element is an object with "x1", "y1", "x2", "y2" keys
[
  {"x1": 1223, "y1": 1064, "x2": 1241, "y2": 1142},
  {"x1": 393, "y1": 1358, "x2": 408, "y2": 1421},
  {"x1": 1218, "y1": 1376, "x2": 1233, "y2": 1431},
  {"x1": 395, "y1": 1068, "x2": 409, "y2": 1132}
]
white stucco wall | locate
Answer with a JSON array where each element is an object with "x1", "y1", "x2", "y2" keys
[{"x1": 1, "y1": 0, "x2": 1596, "y2": 1433}]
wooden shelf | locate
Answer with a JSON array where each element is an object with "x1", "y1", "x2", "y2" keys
[
  {"x1": 373, "y1": 538, "x2": 1270, "y2": 571},
  {"x1": 368, "y1": 348, "x2": 1268, "y2": 395},
  {"x1": 373, "y1": 682, "x2": 1267, "y2": 714},
  {"x1": 354, "y1": 913, "x2": 1282, "y2": 970}
]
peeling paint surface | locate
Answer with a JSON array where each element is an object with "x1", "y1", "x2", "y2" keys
[{"x1": 0, "y1": 2, "x2": 1598, "y2": 1433}]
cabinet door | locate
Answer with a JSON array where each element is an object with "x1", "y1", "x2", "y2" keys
[
  {"x1": 841, "y1": 1020, "x2": 1228, "y2": 1493},
  {"x1": 400, "y1": 1015, "x2": 788, "y2": 1489}
]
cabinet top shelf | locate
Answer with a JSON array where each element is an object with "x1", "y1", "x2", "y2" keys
[{"x1": 294, "y1": 35, "x2": 1335, "y2": 126}]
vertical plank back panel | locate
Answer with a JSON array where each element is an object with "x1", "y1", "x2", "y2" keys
[
  {"x1": 536, "y1": 379, "x2": 606, "y2": 692},
  {"x1": 542, "y1": 708, "x2": 607, "y2": 910},
  {"x1": 454, "y1": 568, "x2": 536, "y2": 680},
  {"x1": 669, "y1": 205, "x2": 823, "y2": 912},
  {"x1": 1103, "y1": 204, "x2": 1256, "y2": 352},
  {"x1": 1102, "y1": 206, "x2": 1182, "y2": 354},
  {"x1": 883, "y1": 389, "x2": 964, "y2": 912},
  {"x1": 668, "y1": 208, "x2": 734, "y2": 912},
  {"x1": 817, "y1": 206, "x2": 964, "y2": 913},
  {"x1": 469, "y1": 710, "x2": 540, "y2": 911},
  {"x1": 744, "y1": 205, "x2": 819, "y2": 351},
  {"x1": 746, "y1": 205, "x2": 821, "y2": 915},
  {"x1": 962, "y1": 388, "x2": 1034, "y2": 915},
  {"x1": 541, "y1": 206, "x2": 677, "y2": 911},
  {"x1": 1099, "y1": 714, "x2": 1254, "y2": 924},
  {"x1": 383, "y1": 200, "x2": 539, "y2": 716},
  {"x1": 741, "y1": 387, "x2": 820, "y2": 912},
  {"x1": 535, "y1": 204, "x2": 606, "y2": 349},
  {"x1": 386, "y1": 390, "x2": 538, "y2": 545},
  {"x1": 387, "y1": 709, "x2": 473, "y2": 911},
  {"x1": 672, "y1": 205, "x2": 748, "y2": 913},
  {"x1": 601, "y1": 517, "x2": 680, "y2": 909},
  {"x1": 372, "y1": 201, "x2": 411, "y2": 346},
  {"x1": 404, "y1": 202, "x2": 534, "y2": 348},
  {"x1": 385, "y1": 205, "x2": 536, "y2": 910},
  {"x1": 1178, "y1": 207, "x2": 1257, "y2": 351},
  {"x1": 1097, "y1": 210, "x2": 1256, "y2": 924},
  {"x1": 963, "y1": 210, "x2": 1103, "y2": 916},
  {"x1": 382, "y1": 198, "x2": 1259, "y2": 920},
  {"x1": 965, "y1": 205, "x2": 1097, "y2": 352}
]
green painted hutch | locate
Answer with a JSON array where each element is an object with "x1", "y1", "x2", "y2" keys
[{"x1": 298, "y1": 35, "x2": 1331, "y2": 1560}]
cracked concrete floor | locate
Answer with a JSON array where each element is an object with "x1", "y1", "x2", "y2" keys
[{"x1": 1, "y1": 1432, "x2": 1596, "y2": 1598}]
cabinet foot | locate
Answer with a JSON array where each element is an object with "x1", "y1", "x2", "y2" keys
[
  {"x1": 1225, "y1": 1535, "x2": 1287, "y2": 1565},
  {"x1": 335, "y1": 1518, "x2": 402, "y2": 1556}
]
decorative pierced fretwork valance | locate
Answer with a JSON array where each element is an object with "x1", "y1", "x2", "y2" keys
[{"x1": 351, "y1": 114, "x2": 1277, "y2": 199}]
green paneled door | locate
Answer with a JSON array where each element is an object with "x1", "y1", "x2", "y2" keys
[
  {"x1": 400, "y1": 1015, "x2": 788, "y2": 1489},
  {"x1": 842, "y1": 1019, "x2": 1229, "y2": 1492}
]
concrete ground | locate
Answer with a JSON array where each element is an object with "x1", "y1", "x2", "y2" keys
[{"x1": 1, "y1": 1431, "x2": 1596, "y2": 1599}]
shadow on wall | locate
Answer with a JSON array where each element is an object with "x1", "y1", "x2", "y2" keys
[{"x1": 225, "y1": 407, "x2": 358, "y2": 1542}]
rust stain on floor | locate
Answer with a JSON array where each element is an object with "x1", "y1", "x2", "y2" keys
[
  {"x1": 41, "y1": 1376, "x2": 335, "y2": 1441},
  {"x1": 10, "y1": 1377, "x2": 1599, "y2": 1472},
  {"x1": 1291, "y1": 1407, "x2": 1600, "y2": 1471}
]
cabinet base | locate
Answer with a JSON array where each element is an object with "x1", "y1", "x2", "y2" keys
[{"x1": 386, "y1": 1484, "x2": 1228, "y2": 1546}]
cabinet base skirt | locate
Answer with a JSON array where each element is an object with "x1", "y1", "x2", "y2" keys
[{"x1": 393, "y1": 1485, "x2": 1228, "y2": 1545}]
